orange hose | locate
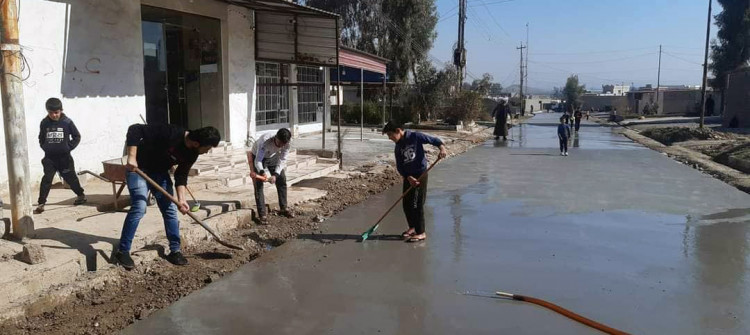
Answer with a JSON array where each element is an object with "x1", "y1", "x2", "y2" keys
[{"x1": 498, "y1": 292, "x2": 631, "y2": 335}]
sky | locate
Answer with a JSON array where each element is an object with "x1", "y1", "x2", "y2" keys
[{"x1": 431, "y1": 0, "x2": 720, "y2": 92}]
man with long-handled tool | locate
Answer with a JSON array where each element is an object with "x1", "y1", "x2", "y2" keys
[
  {"x1": 114, "y1": 124, "x2": 221, "y2": 270},
  {"x1": 247, "y1": 128, "x2": 294, "y2": 224},
  {"x1": 376, "y1": 121, "x2": 447, "y2": 242}
]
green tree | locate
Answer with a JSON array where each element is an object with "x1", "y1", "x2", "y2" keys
[
  {"x1": 562, "y1": 75, "x2": 585, "y2": 112},
  {"x1": 410, "y1": 62, "x2": 457, "y2": 121},
  {"x1": 470, "y1": 73, "x2": 493, "y2": 95},
  {"x1": 489, "y1": 83, "x2": 503, "y2": 96},
  {"x1": 305, "y1": 0, "x2": 438, "y2": 82},
  {"x1": 710, "y1": 0, "x2": 750, "y2": 91}
]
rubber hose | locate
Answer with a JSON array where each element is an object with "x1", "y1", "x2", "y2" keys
[{"x1": 513, "y1": 294, "x2": 631, "y2": 335}]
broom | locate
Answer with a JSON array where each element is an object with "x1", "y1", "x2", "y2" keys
[{"x1": 361, "y1": 157, "x2": 441, "y2": 241}]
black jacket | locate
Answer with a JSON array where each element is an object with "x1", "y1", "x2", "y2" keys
[
  {"x1": 39, "y1": 114, "x2": 81, "y2": 156},
  {"x1": 125, "y1": 124, "x2": 197, "y2": 187}
]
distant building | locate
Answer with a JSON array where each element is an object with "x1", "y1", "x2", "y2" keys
[
  {"x1": 580, "y1": 94, "x2": 628, "y2": 112},
  {"x1": 602, "y1": 84, "x2": 630, "y2": 96},
  {"x1": 522, "y1": 95, "x2": 559, "y2": 113},
  {"x1": 626, "y1": 88, "x2": 721, "y2": 116}
]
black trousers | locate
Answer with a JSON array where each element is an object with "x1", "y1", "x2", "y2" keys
[
  {"x1": 251, "y1": 154, "x2": 287, "y2": 217},
  {"x1": 38, "y1": 154, "x2": 84, "y2": 204},
  {"x1": 574, "y1": 119, "x2": 581, "y2": 131},
  {"x1": 559, "y1": 137, "x2": 568, "y2": 152},
  {"x1": 402, "y1": 173, "x2": 429, "y2": 234}
]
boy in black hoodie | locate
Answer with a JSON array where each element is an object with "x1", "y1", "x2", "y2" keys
[{"x1": 36, "y1": 98, "x2": 86, "y2": 213}]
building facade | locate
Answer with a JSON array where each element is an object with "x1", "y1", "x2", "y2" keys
[{"x1": 0, "y1": 0, "x2": 337, "y2": 190}]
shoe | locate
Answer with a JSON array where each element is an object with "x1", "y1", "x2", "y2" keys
[
  {"x1": 258, "y1": 215, "x2": 269, "y2": 225},
  {"x1": 279, "y1": 208, "x2": 295, "y2": 218},
  {"x1": 564, "y1": 152, "x2": 569, "y2": 156},
  {"x1": 74, "y1": 195, "x2": 87, "y2": 206},
  {"x1": 115, "y1": 251, "x2": 135, "y2": 270},
  {"x1": 560, "y1": 152, "x2": 564, "y2": 156},
  {"x1": 34, "y1": 204, "x2": 45, "y2": 214},
  {"x1": 166, "y1": 251, "x2": 188, "y2": 266}
]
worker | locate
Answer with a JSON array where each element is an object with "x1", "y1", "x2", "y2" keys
[
  {"x1": 248, "y1": 128, "x2": 295, "y2": 224},
  {"x1": 115, "y1": 124, "x2": 221, "y2": 270},
  {"x1": 382, "y1": 120, "x2": 447, "y2": 242}
]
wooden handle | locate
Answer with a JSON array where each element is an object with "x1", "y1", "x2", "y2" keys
[{"x1": 370, "y1": 157, "x2": 442, "y2": 227}]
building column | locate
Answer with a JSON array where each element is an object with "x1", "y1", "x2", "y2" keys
[{"x1": 289, "y1": 64, "x2": 298, "y2": 137}]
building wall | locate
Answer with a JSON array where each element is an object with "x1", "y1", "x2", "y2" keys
[
  {"x1": 659, "y1": 90, "x2": 701, "y2": 116},
  {"x1": 724, "y1": 68, "x2": 750, "y2": 128},
  {"x1": 580, "y1": 95, "x2": 629, "y2": 111},
  {"x1": 0, "y1": 0, "x2": 255, "y2": 192},
  {"x1": 523, "y1": 97, "x2": 558, "y2": 113}
]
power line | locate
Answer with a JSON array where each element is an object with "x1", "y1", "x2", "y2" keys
[
  {"x1": 531, "y1": 46, "x2": 657, "y2": 56},
  {"x1": 476, "y1": 0, "x2": 513, "y2": 40},
  {"x1": 662, "y1": 51, "x2": 703, "y2": 66},
  {"x1": 468, "y1": 0, "x2": 515, "y2": 8},
  {"x1": 529, "y1": 52, "x2": 656, "y2": 65}
]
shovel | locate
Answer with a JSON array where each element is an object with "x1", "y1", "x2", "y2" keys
[
  {"x1": 360, "y1": 157, "x2": 441, "y2": 241},
  {"x1": 133, "y1": 168, "x2": 244, "y2": 250},
  {"x1": 185, "y1": 186, "x2": 201, "y2": 212}
]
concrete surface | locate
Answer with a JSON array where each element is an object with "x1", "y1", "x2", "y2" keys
[{"x1": 125, "y1": 113, "x2": 750, "y2": 334}]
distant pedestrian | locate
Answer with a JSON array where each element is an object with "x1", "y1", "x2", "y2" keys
[
  {"x1": 383, "y1": 121, "x2": 447, "y2": 242},
  {"x1": 563, "y1": 111, "x2": 571, "y2": 125},
  {"x1": 35, "y1": 98, "x2": 86, "y2": 214},
  {"x1": 248, "y1": 128, "x2": 295, "y2": 224},
  {"x1": 587, "y1": 108, "x2": 592, "y2": 120},
  {"x1": 574, "y1": 109, "x2": 583, "y2": 132},
  {"x1": 705, "y1": 94, "x2": 715, "y2": 116},
  {"x1": 492, "y1": 98, "x2": 510, "y2": 141},
  {"x1": 558, "y1": 116, "x2": 571, "y2": 156}
]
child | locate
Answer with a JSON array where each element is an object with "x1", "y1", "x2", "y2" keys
[
  {"x1": 36, "y1": 98, "x2": 86, "y2": 213},
  {"x1": 557, "y1": 116, "x2": 571, "y2": 156},
  {"x1": 382, "y1": 121, "x2": 447, "y2": 242}
]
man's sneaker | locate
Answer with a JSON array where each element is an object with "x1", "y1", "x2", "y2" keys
[
  {"x1": 115, "y1": 251, "x2": 135, "y2": 270},
  {"x1": 564, "y1": 152, "x2": 569, "y2": 156},
  {"x1": 279, "y1": 208, "x2": 296, "y2": 218},
  {"x1": 560, "y1": 152, "x2": 564, "y2": 156},
  {"x1": 166, "y1": 251, "x2": 188, "y2": 266},
  {"x1": 34, "y1": 204, "x2": 45, "y2": 214},
  {"x1": 74, "y1": 195, "x2": 87, "y2": 206}
]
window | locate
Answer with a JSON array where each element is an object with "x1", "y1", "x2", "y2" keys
[
  {"x1": 297, "y1": 66, "x2": 324, "y2": 124},
  {"x1": 256, "y1": 63, "x2": 289, "y2": 125}
]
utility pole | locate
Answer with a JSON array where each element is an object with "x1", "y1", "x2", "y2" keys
[
  {"x1": 657, "y1": 44, "x2": 662, "y2": 114},
  {"x1": 524, "y1": 23, "x2": 529, "y2": 108},
  {"x1": 699, "y1": 0, "x2": 712, "y2": 129},
  {"x1": 1, "y1": 0, "x2": 35, "y2": 238},
  {"x1": 517, "y1": 44, "x2": 526, "y2": 116},
  {"x1": 454, "y1": 0, "x2": 467, "y2": 91}
]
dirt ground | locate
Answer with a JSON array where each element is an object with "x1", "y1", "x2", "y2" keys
[
  {"x1": 0, "y1": 129, "x2": 491, "y2": 335},
  {"x1": 640, "y1": 126, "x2": 738, "y2": 145}
]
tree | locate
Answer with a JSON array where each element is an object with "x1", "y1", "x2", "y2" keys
[
  {"x1": 409, "y1": 62, "x2": 458, "y2": 121},
  {"x1": 470, "y1": 73, "x2": 493, "y2": 95},
  {"x1": 305, "y1": 0, "x2": 438, "y2": 82},
  {"x1": 562, "y1": 75, "x2": 585, "y2": 112},
  {"x1": 489, "y1": 83, "x2": 503, "y2": 96},
  {"x1": 551, "y1": 86, "x2": 563, "y2": 99},
  {"x1": 710, "y1": 0, "x2": 750, "y2": 91}
]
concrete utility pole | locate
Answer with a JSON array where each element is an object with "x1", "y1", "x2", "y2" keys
[
  {"x1": 517, "y1": 44, "x2": 526, "y2": 115},
  {"x1": 699, "y1": 0, "x2": 712, "y2": 129},
  {"x1": 524, "y1": 23, "x2": 529, "y2": 109},
  {"x1": 1, "y1": 0, "x2": 34, "y2": 238},
  {"x1": 455, "y1": 0, "x2": 466, "y2": 91},
  {"x1": 657, "y1": 44, "x2": 662, "y2": 114}
]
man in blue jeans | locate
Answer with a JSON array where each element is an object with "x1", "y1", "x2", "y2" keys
[{"x1": 115, "y1": 124, "x2": 220, "y2": 270}]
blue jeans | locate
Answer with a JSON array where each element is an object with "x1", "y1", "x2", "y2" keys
[{"x1": 118, "y1": 170, "x2": 181, "y2": 253}]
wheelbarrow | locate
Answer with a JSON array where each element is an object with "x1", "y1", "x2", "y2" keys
[{"x1": 78, "y1": 157, "x2": 155, "y2": 211}]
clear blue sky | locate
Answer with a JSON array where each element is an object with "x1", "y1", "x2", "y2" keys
[{"x1": 432, "y1": 0, "x2": 719, "y2": 91}]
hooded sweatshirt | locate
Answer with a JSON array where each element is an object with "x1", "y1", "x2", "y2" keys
[
  {"x1": 39, "y1": 114, "x2": 81, "y2": 156},
  {"x1": 394, "y1": 130, "x2": 443, "y2": 178}
]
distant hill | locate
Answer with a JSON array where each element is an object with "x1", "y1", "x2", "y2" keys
[{"x1": 504, "y1": 85, "x2": 552, "y2": 96}]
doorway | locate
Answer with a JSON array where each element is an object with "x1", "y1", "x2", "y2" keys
[{"x1": 141, "y1": 6, "x2": 224, "y2": 135}]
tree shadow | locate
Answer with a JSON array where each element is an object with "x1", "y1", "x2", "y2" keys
[{"x1": 32, "y1": 227, "x2": 119, "y2": 271}]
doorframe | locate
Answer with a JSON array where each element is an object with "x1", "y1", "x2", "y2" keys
[{"x1": 140, "y1": 0, "x2": 230, "y2": 140}]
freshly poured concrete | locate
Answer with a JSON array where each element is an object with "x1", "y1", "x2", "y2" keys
[{"x1": 125, "y1": 114, "x2": 750, "y2": 334}]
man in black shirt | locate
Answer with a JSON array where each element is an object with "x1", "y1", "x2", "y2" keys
[
  {"x1": 115, "y1": 124, "x2": 220, "y2": 270},
  {"x1": 36, "y1": 98, "x2": 86, "y2": 213}
]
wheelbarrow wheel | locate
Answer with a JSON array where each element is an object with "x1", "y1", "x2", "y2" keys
[{"x1": 147, "y1": 192, "x2": 156, "y2": 206}]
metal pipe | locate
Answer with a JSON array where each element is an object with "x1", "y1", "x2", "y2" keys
[
  {"x1": 335, "y1": 19, "x2": 342, "y2": 169},
  {"x1": 1, "y1": 0, "x2": 35, "y2": 238},
  {"x1": 360, "y1": 68, "x2": 364, "y2": 141}
]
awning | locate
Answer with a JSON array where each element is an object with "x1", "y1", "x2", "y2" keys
[
  {"x1": 222, "y1": 0, "x2": 340, "y2": 67},
  {"x1": 339, "y1": 46, "x2": 388, "y2": 74}
]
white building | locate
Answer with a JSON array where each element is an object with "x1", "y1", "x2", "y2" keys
[
  {"x1": 1, "y1": 0, "x2": 339, "y2": 190},
  {"x1": 601, "y1": 84, "x2": 631, "y2": 96}
]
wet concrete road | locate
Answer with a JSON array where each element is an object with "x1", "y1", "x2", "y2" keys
[{"x1": 124, "y1": 113, "x2": 750, "y2": 334}]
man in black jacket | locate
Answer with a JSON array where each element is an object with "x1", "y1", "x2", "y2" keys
[
  {"x1": 35, "y1": 98, "x2": 86, "y2": 213},
  {"x1": 114, "y1": 123, "x2": 220, "y2": 270}
]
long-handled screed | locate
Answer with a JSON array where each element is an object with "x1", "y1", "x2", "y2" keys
[
  {"x1": 133, "y1": 168, "x2": 244, "y2": 250},
  {"x1": 361, "y1": 157, "x2": 441, "y2": 241},
  {"x1": 185, "y1": 186, "x2": 201, "y2": 212},
  {"x1": 495, "y1": 291, "x2": 631, "y2": 335}
]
